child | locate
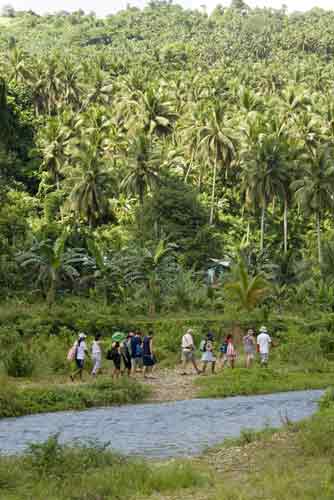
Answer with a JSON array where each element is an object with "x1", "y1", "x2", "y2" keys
[
  {"x1": 243, "y1": 328, "x2": 256, "y2": 368},
  {"x1": 226, "y1": 334, "x2": 237, "y2": 369},
  {"x1": 201, "y1": 337, "x2": 216, "y2": 374},
  {"x1": 219, "y1": 337, "x2": 228, "y2": 369},
  {"x1": 70, "y1": 333, "x2": 88, "y2": 381},
  {"x1": 91, "y1": 333, "x2": 102, "y2": 376},
  {"x1": 107, "y1": 342, "x2": 121, "y2": 379}
]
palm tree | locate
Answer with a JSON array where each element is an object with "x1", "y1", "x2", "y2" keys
[
  {"x1": 37, "y1": 117, "x2": 72, "y2": 190},
  {"x1": 292, "y1": 146, "x2": 334, "y2": 264},
  {"x1": 83, "y1": 68, "x2": 114, "y2": 109},
  {"x1": 121, "y1": 134, "x2": 159, "y2": 206},
  {"x1": 6, "y1": 47, "x2": 32, "y2": 83},
  {"x1": 17, "y1": 233, "x2": 90, "y2": 304},
  {"x1": 241, "y1": 114, "x2": 290, "y2": 252},
  {"x1": 136, "y1": 85, "x2": 178, "y2": 136},
  {"x1": 192, "y1": 104, "x2": 236, "y2": 224},
  {"x1": 226, "y1": 258, "x2": 271, "y2": 312},
  {"x1": 66, "y1": 143, "x2": 113, "y2": 228}
]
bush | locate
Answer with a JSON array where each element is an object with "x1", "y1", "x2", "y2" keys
[{"x1": 5, "y1": 343, "x2": 35, "y2": 377}]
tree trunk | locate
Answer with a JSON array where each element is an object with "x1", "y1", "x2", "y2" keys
[
  {"x1": 246, "y1": 220, "x2": 250, "y2": 245},
  {"x1": 209, "y1": 158, "x2": 217, "y2": 225},
  {"x1": 47, "y1": 274, "x2": 56, "y2": 305},
  {"x1": 283, "y1": 197, "x2": 288, "y2": 254},
  {"x1": 260, "y1": 204, "x2": 265, "y2": 252},
  {"x1": 316, "y1": 211, "x2": 322, "y2": 265}
]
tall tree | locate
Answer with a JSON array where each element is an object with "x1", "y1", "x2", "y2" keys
[
  {"x1": 193, "y1": 104, "x2": 236, "y2": 224},
  {"x1": 292, "y1": 146, "x2": 334, "y2": 264},
  {"x1": 121, "y1": 134, "x2": 159, "y2": 206}
]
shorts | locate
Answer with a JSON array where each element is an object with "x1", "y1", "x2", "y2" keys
[
  {"x1": 131, "y1": 357, "x2": 143, "y2": 369},
  {"x1": 122, "y1": 355, "x2": 132, "y2": 370},
  {"x1": 113, "y1": 356, "x2": 121, "y2": 371},
  {"x1": 182, "y1": 349, "x2": 195, "y2": 362},
  {"x1": 201, "y1": 352, "x2": 216, "y2": 363},
  {"x1": 143, "y1": 354, "x2": 155, "y2": 367},
  {"x1": 260, "y1": 353, "x2": 269, "y2": 363},
  {"x1": 92, "y1": 356, "x2": 101, "y2": 369},
  {"x1": 75, "y1": 359, "x2": 84, "y2": 369}
]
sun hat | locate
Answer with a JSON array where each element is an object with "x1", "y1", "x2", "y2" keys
[
  {"x1": 78, "y1": 332, "x2": 86, "y2": 339},
  {"x1": 259, "y1": 326, "x2": 267, "y2": 333}
]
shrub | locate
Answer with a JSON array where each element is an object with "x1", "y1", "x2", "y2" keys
[{"x1": 4, "y1": 343, "x2": 35, "y2": 377}]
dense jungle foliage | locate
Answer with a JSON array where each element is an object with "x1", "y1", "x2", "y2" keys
[{"x1": 2, "y1": 1, "x2": 334, "y2": 318}]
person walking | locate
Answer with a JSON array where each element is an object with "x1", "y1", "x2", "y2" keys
[
  {"x1": 200, "y1": 332, "x2": 216, "y2": 374},
  {"x1": 143, "y1": 330, "x2": 155, "y2": 379},
  {"x1": 257, "y1": 326, "x2": 272, "y2": 366},
  {"x1": 107, "y1": 341, "x2": 122, "y2": 378},
  {"x1": 243, "y1": 328, "x2": 256, "y2": 368},
  {"x1": 226, "y1": 334, "x2": 236, "y2": 369},
  {"x1": 219, "y1": 336, "x2": 228, "y2": 369},
  {"x1": 91, "y1": 333, "x2": 102, "y2": 376},
  {"x1": 181, "y1": 329, "x2": 201, "y2": 375},
  {"x1": 120, "y1": 334, "x2": 132, "y2": 376},
  {"x1": 70, "y1": 333, "x2": 88, "y2": 381},
  {"x1": 130, "y1": 331, "x2": 143, "y2": 374}
]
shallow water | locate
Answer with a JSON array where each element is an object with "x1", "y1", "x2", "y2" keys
[{"x1": 0, "y1": 390, "x2": 323, "y2": 458}]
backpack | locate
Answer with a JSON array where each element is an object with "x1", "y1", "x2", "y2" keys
[
  {"x1": 106, "y1": 348, "x2": 114, "y2": 360},
  {"x1": 220, "y1": 341, "x2": 228, "y2": 354},
  {"x1": 135, "y1": 343, "x2": 143, "y2": 357},
  {"x1": 199, "y1": 339, "x2": 207, "y2": 353},
  {"x1": 67, "y1": 345, "x2": 76, "y2": 362}
]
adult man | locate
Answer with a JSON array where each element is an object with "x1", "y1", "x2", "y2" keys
[
  {"x1": 256, "y1": 326, "x2": 272, "y2": 366},
  {"x1": 181, "y1": 329, "x2": 201, "y2": 375}
]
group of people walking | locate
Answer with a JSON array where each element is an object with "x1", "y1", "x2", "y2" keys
[
  {"x1": 181, "y1": 326, "x2": 272, "y2": 375},
  {"x1": 68, "y1": 330, "x2": 155, "y2": 381},
  {"x1": 68, "y1": 326, "x2": 272, "y2": 381}
]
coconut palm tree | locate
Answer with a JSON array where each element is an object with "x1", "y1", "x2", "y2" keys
[
  {"x1": 241, "y1": 114, "x2": 291, "y2": 252},
  {"x1": 66, "y1": 144, "x2": 113, "y2": 228},
  {"x1": 292, "y1": 146, "x2": 334, "y2": 264},
  {"x1": 37, "y1": 116, "x2": 72, "y2": 190},
  {"x1": 226, "y1": 258, "x2": 271, "y2": 312},
  {"x1": 121, "y1": 134, "x2": 159, "y2": 206},
  {"x1": 192, "y1": 103, "x2": 236, "y2": 224}
]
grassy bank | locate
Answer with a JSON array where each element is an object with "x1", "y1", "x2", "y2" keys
[
  {"x1": 196, "y1": 366, "x2": 334, "y2": 399},
  {"x1": 0, "y1": 436, "x2": 209, "y2": 500},
  {"x1": 0, "y1": 377, "x2": 149, "y2": 418}
]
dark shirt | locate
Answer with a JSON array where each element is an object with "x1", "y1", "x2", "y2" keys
[
  {"x1": 130, "y1": 335, "x2": 142, "y2": 358},
  {"x1": 143, "y1": 336, "x2": 151, "y2": 356}
]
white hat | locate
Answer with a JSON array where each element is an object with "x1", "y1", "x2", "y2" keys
[
  {"x1": 78, "y1": 332, "x2": 86, "y2": 339},
  {"x1": 259, "y1": 326, "x2": 267, "y2": 333}
]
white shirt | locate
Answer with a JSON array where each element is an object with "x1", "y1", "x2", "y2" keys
[
  {"x1": 182, "y1": 333, "x2": 194, "y2": 350},
  {"x1": 257, "y1": 333, "x2": 271, "y2": 354},
  {"x1": 76, "y1": 340, "x2": 87, "y2": 360},
  {"x1": 92, "y1": 341, "x2": 101, "y2": 358}
]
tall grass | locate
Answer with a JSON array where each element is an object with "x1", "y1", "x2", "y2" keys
[
  {"x1": 197, "y1": 366, "x2": 334, "y2": 399},
  {"x1": 0, "y1": 377, "x2": 149, "y2": 418},
  {"x1": 0, "y1": 436, "x2": 208, "y2": 500}
]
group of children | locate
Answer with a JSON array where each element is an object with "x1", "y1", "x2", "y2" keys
[
  {"x1": 181, "y1": 326, "x2": 272, "y2": 375},
  {"x1": 68, "y1": 330, "x2": 156, "y2": 381}
]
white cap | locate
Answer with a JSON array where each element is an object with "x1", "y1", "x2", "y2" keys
[
  {"x1": 78, "y1": 332, "x2": 86, "y2": 339},
  {"x1": 259, "y1": 326, "x2": 267, "y2": 333}
]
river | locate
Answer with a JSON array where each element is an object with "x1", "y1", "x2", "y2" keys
[{"x1": 0, "y1": 389, "x2": 323, "y2": 458}]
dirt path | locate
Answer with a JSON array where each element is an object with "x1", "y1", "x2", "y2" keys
[{"x1": 143, "y1": 368, "x2": 200, "y2": 402}]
